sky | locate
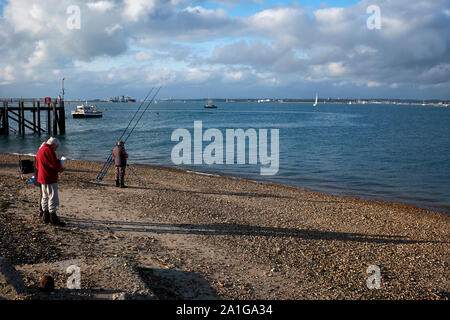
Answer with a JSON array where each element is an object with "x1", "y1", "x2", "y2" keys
[{"x1": 0, "y1": 0, "x2": 449, "y2": 100}]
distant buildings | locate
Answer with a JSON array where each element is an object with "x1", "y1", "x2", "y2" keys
[{"x1": 108, "y1": 95, "x2": 136, "y2": 103}]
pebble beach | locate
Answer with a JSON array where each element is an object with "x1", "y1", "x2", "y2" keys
[{"x1": 0, "y1": 152, "x2": 448, "y2": 300}]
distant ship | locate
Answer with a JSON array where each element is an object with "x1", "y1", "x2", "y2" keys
[{"x1": 109, "y1": 96, "x2": 136, "y2": 103}]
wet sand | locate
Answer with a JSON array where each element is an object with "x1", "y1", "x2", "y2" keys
[{"x1": 0, "y1": 153, "x2": 448, "y2": 299}]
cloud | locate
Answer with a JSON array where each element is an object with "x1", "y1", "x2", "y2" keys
[
  {"x1": 105, "y1": 23, "x2": 123, "y2": 36},
  {"x1": 0, "y1": 0, "x2": 449, "y2": 99},
  {"x1": 223, "y1": 70, "x2": 245, "y2": 83},
  {"x1": 0, "y1": 65, "x2": 15, "y2": 85},
  {"x1": 135, "y1": 51, "x2": 153, "y2": 61},
  {"x1": 87, "y1": 1, "x2": 116, "y2": 12},
  {"x1": 123, "y1": 0, "x2": 158, "y2": 22}
]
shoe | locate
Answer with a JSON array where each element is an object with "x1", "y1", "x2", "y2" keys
[
  {"x1": 43, "y1": 211, "x2": 50, "y2": 224},
  {"x1": 120, "y1": 179, "x2": 127, "y2": 188},
  {"x1": 116, "y1": 179, "x2": 120, "y2": 187},
  {"x1": 49, "y1": 212, "x2": 66, "y2": 227}
]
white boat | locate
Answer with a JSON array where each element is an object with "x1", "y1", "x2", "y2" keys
[
  {"x1": 71, "y1": 102, "x2": 103, "y2": 118},
  {"x1": 313, "y1": 93, "x2": 318, "y2": 107}
]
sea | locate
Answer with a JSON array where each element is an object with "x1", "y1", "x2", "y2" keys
[{"x1": 1, "y1": 101, "x2": 449, "y2": 214}]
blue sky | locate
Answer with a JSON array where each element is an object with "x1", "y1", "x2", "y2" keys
[
  {"x1": 0, "y1": 0, "x2": 449, "y2": 100},
  {"x1": 200, "y1": 0, "x2": 362, "y2": 17}
]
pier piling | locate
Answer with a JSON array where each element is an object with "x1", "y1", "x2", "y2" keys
[{"x1": 0, "y1": 98, "x2": 65, "y2": 136}]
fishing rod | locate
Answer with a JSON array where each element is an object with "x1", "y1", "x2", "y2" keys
[
  {"x1": 96, "y1": 87, "x2": 161, "y2": 184},
  {"x1": 118, "y1": 87, "x2": 156, "y2": 142},
  {"x1": 123, "y1": 86, "x2": 161, "y2": 143},
  {"x1": 95, "y1": 87, "x2": 155, "y2": 181}
]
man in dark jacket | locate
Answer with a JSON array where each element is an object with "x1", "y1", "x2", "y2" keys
[
  {"x1": 112, "y1": 140, "x2": 128, "y2": 188},
  {"x1": 35, "y1": 137, "x2": 65, "y2": 226}
]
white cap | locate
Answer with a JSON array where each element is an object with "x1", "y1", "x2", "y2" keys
[{"x1": 47, "y1": 137, "x2": 60, "y2": 146}]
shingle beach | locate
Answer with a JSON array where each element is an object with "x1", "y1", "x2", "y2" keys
[{"x1": 0, "y1": 153, "x2": 448, "y2": 300}]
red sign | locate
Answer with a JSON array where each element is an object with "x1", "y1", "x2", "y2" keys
[{"x1": 44, "y1": 97, "x2": 51, "y2": 104}]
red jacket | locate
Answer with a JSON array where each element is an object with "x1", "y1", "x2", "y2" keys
[{"x1": 36, "y1": 143, "x2": 64, "y2": 184}]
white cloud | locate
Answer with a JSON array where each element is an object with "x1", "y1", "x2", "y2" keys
[
  {"x1": 145, "y1": 68, "x2": 177, "y2": 86},
  {"x1": 0, "y1": 65, "x2": 15, "y2": 85},
  {"x1": 328, "y1": 62, "x2": 349, "y2": 77},
  {"x1": 0, "y1": 0, "x2": 449, "y2": 99},
  {"x1": 223, "y1": 71, "x2": 244, "y2": 82},
  {"x1": 105, "y1": 24, "x2": 123, "y2": 36},
  {"x1": 135, "y1": 51, "x2": 153, "y2": 61},
  {"x1": 87, "y1": 1, "x2": 115, "y2": 12},
  {"x1": 367, "y1": 81, "x2": 381, "y2": 88},
  {"x1": 184, "y1": 68, "x2": 211, "y2": 83},
  {"x1": 123, "y1": 0, "x2": 158, "y2": 21},
  {"x1": 256, "y1": 72, "x2": 280, "y2": 86}
]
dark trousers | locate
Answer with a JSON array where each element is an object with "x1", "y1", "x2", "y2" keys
[{"x1": 115, "y1": 166, "x2": 126, "y2": 180}]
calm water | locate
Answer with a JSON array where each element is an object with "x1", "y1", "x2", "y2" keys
[{"x1": 1, "y1": 101, "x2": 449, "y2": 213}]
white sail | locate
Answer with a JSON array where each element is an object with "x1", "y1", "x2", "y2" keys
[{"x1": 313, "y1": 93, "x2": 318, "y2": 107}]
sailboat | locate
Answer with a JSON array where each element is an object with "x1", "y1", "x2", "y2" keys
[
  {"x1": 313, "y1": 93, "x2": 318, "y2": 107},
  {"x1": 204, "y1": 95, "x2": 217, "y2": 109}
]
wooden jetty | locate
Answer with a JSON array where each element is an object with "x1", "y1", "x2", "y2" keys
[{"x1": 0, "y1": 98, "x2": 66, "y2": 136}]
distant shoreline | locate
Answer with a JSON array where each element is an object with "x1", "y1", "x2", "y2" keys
[{"x1": 3, "y1": 98, "x2": 449, "y2": 107}]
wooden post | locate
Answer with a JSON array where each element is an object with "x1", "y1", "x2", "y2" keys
[
  {"x1": 0, "y1": 103, "x2": 2, "y2": 135},
  {"x1": 4, "y1": 101, "x2": 9, "y2": 135},
  {"x1": 1, "y1": 100, "x2": 7, "y2": 135},
  {"x1": 18, "y1": 100, "x2": 23, "y2": 135},
  {"x1": 32, "y1": 100, "x2": 36, "y2": 134},
  {"x1": 47, "y1": 102, "x2": 51, "y2": 135},
  {"x1": 17, "y1": 100, "x2": 21, "y2": 135},
  {"x1": 37, "y1": 100, "x2": 41, "y2": 136},
  {"x1": 52, "y1": 101, "x2": 58, "y2": 135},
  {"x1": 21, "y1": 100, "x2": 26, "y2": 134},
  {"x1": 59, "y1": 99, "x2": 66, "y2": 134}
]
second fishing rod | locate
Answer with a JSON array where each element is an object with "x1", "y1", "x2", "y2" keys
[
  {"x1": 95, "y1": 87, "x2": 155, "y2": 180},
  {"x1": 96, "y1": 87, "x2": 161, "y2": 184}
]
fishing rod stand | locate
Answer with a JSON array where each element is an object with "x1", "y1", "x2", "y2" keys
[{"x1": 127, "y1": 164, "x2": 148, "y2": 189}]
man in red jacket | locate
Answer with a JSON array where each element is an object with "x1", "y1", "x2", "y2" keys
[{"x1": 35, "y1": 137, "x2": 65, "y2": 226}]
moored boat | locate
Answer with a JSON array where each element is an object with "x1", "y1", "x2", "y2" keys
[
  {"x1": 71, "y1": 102, "x2": 103, "y2": 118},
  {"x1": 204, "y1": 97, "x2": 218, "y2": 109}
]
